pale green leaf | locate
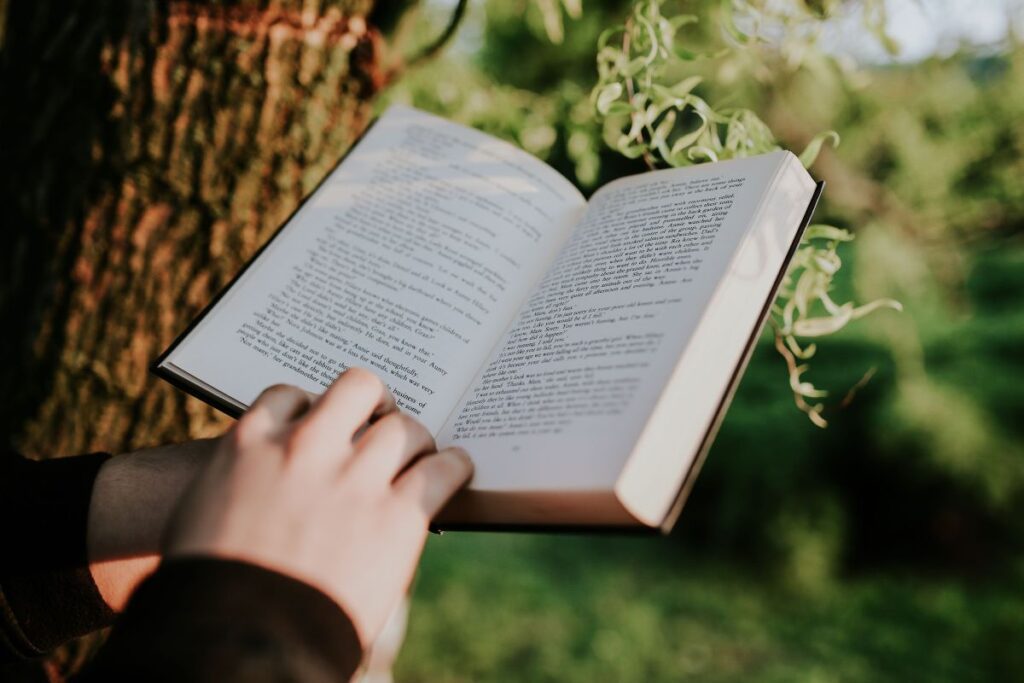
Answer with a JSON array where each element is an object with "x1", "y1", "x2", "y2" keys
[
  {"x1": 790, "y1": 364, "x2": 829, "y2": 398},
  {"x1": 621, "y1": 56, "x2": 649, "y2": 78},
  {"x1": 849, "y1": 298, "x2": 903, "y2": 320},
  {"x1": 669, "y1": 118, "x2": 708, "y2": 158},
  {"x1": 598, "y1": 28, "x2": 625, "y2": 50},
  {"x1": 604, "y1": 101, "x2": 634, "y2": 116},
  {"x1": 804, "y1": 224, "x2": 854, "y2": 242},
  {"x1": 688, "y1": 145, "x2": 719, "y2": 163},
  {"x1": 596, "y1": 82, "x2": 623, "y2": 115},
  {"x1": 669, "y1": 14, "x2": 699, "y2": 29},
  {"x1": 793, "y1": 304, "x2": 854, "y2": 337},
  {"x1": 798, "y1": 130, "x2": 840, "y2": 168},
  {"x1": 785, "y1": 333, "x2": 817, "y2": 360},
  {"x1": 670, "y1": 75, "x2": 703, "y2": 97},
  {"x1": 719, "y1": 0, "x2": 750, "y2": 44}
]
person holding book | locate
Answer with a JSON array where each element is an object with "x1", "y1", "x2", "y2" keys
[
  {"x1": 156, "y1": 105, "x2": 821, "y2": 531},
  {"x1": 1, "y1": 368, "x2": 473, "y2": 681},
  {"x1": 1, "y1": 103, "x2": 821, "y2": 680}
]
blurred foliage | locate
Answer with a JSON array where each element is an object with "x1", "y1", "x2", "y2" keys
[
  {"x1": 383, "y1": 1, "x2": 1024, "y2": 680},
  {"x1": 400, "y1": 534, "x2": 1024, "y2": 682}
]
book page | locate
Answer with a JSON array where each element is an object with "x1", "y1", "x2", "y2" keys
[
  {"x1": 166, "y1": 106, "x2": 586, "y2": 433},
  {"x1": 438, "y1": 152, "x2": 789, "y2": 490}
]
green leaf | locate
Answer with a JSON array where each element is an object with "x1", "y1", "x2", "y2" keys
[
  {"x1": 688, "y1": 145, "x2": 719, "y2": 163},
  {"x1": 785, "y1": 334, "x2": 817, "y2": 360},
  {"x1": 670, "y1": 75, "x2": 703, "y2": 97},
  {"x1": 597, "y1": 27, "x2": 625, "y2": 50},
  {"x1": 634, "y1": 14, "x2": 661, "y2": 62},
  {"x1": 621, "y1": 56, "x2": 649, "y2": 78},
  {"x1": 719, "y1": 0, "x2": 750, "y2": 44},
  {"x1": 670, "y1": 123, "x2": 706, "y2": 153},
  {"x1": 811, "y1": 251, "x2": 841, "y2": 275},
  {"x1": 849, "y1": 298, "x2": 903, "y2": 320},
  {"x1": 652, "y1": 110, "x2": 676, "y2": 159},
  {"x1": 792, "y1": 297, "x2": 902, "y2": 337},
  {"x1": 804, "y1": 224, "x2": 854, "y2": 242},
  {"x1": 669, "y1": 14, "x2": 699, "y2": 29},
  {"x1": 798, "y1": 130, "x2": 840, "y2": 168},
  {"x1": 674, "y1": 46, "x2": 700, "y2": 61},
  {"x1": 657, "y1": 17, "x2": 676, "y2": 46},
  {"x1": 615, "y1": 133, "x2": 646, "y2": 159},
  {"x1": 649, "y1": 84, "x2": 678, "y2": 108},
  {"x1": 791, "y1": 269, "x2": 818, "y2": 317},
  {"x1": 789, "y1": 363, "x2": 829, "y2": 398},
  {"x1": 625, "y1": 110, "x2": 645, "y2": 140},
  {"x1": 536, "y1": 0, "x2": 565, "y2": 44},
  {"x1": 595, "y1": 82, "x2": 623, "y2": 115},
  {"x1": 596, "y1": 46, "x2": 624, "y2": 68},
  {"x1": 793, "y1": 304, "x2": 854, "y2": 337},
  {"x1": 603, "y1": 101, "x2": 634, "y2": 116},
  {"x1": 669, "y1": 115, "x2": 708, "y2": 162}
]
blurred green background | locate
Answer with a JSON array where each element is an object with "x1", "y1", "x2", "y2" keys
[
  {"x1": 381, "y1": 1, "x2": 1024, "y2": 680},
  {"x1": 2, "y1": 0, "x2": 1021, "y2": 680}
]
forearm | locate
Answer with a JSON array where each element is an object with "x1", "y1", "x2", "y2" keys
[
  {"x1": 87, "y1": 438, "x2": 218, "y2": 610},
  {"x1": 0, "y1": 439, "x2": 218, "y2": 661}
]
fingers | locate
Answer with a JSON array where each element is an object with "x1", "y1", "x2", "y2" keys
[
  {"x1": 393, "y1": 448, "x2": 473, "y2": 519},
  {"x1": 289, "y1": 368, "x2": 397, "y2": 464},
  {"x1": 350, "y1": 412, "x2": 436, "y2": 483},
  {"x1": 242, "y1": 384, "x2": 313, "y2": 434}
]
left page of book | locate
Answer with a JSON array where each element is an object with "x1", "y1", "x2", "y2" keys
[{"x1": 161, "y1": 105, "x2": 586, "y2": 433}]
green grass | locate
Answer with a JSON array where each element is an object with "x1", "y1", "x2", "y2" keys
[{"x1": 398, "y1": 534, "x2": 1024, "y2": 682}]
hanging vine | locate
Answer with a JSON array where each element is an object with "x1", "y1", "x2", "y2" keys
[{"x1": 590, "y1": 0, "x2": 901, "y2": 426}]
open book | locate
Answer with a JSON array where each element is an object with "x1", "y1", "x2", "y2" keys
[{"x1": 154, "y1": 105, "x2": 822, "y2": 532}]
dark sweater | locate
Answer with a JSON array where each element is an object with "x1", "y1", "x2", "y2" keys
[{"x1": 0, "y1": 449, "x2": 363, "y2": 681}]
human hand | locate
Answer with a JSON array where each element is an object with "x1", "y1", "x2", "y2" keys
[
  {"x1": 164, "y1": 369, "x2": 473, "y2": 647},
  {"x1": 88, "y1": 437, "x2": 219, "y2": 610}
]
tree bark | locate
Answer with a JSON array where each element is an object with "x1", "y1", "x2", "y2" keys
[{"x1": 0, "y1": 0, "x2": 388, "y2": 459}]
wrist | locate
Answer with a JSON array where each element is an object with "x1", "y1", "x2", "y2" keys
[{"x1": 89, "y1": 556, "x2": 160, "y2": 612}]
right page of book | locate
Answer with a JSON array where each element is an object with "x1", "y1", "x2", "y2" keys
[{"x1": 437, "y1": 151, "x2": 803, "y2": 495}]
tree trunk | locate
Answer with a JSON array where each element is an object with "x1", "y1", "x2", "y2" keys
[{"x1": 0, "y1": 0, "x2": 389, "y2": 459}]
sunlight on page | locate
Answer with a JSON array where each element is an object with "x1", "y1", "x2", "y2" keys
[
  {"x1": 167, "y1": 106, "x2": 585, "y2": 433},
  {"x1": 438, "y1": 153, "x2": 789, "y2": 492}
]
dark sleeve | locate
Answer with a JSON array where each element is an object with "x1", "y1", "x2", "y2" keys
[
  {"x1": 80, "y1": 558, "x2": 364, "y2": 683},
  {"x1": 0, "y1": 449, "x2": 115, "y2": 660}
]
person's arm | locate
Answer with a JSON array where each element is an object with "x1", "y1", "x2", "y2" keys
[
  {"x1": 0, "y1": 440, "x2": 215, "y2": 660},
  {"x1": 86, "y1": 439, "x2": 217, "y2": 610},
  {"x1": 81, "y1": 370, "x2": 473, "y2": 682}
]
